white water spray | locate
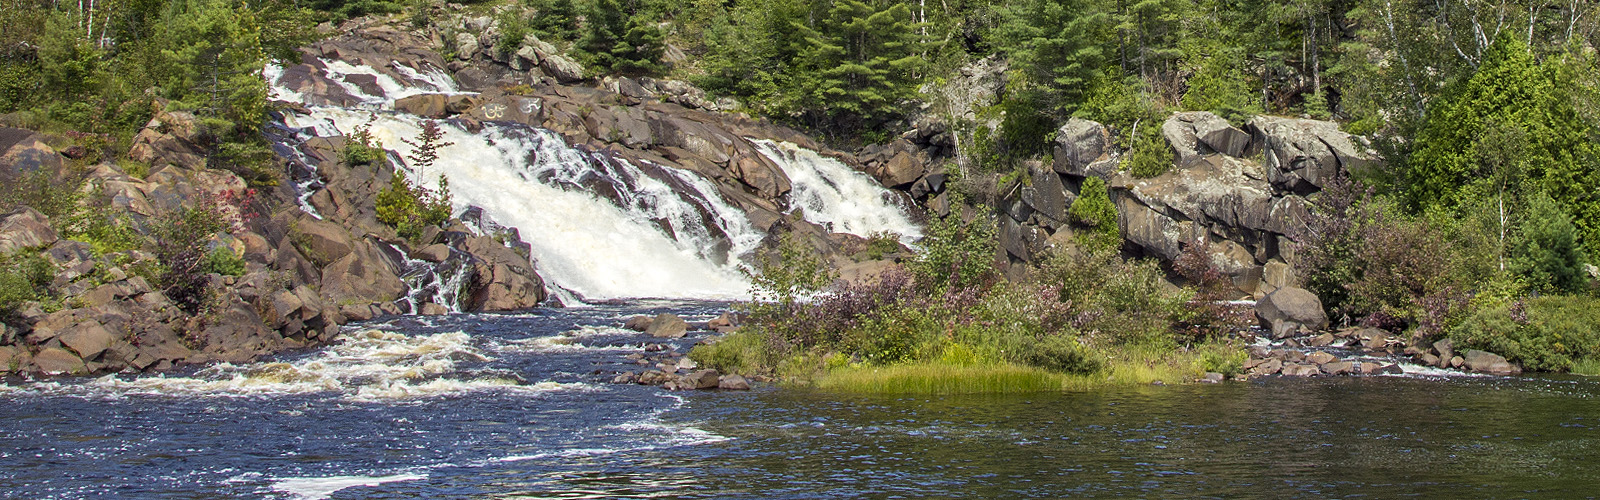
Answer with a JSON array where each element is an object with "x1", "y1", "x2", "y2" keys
[{"x1": 751, "y1": 139, "x2": 922, "y2": 242}]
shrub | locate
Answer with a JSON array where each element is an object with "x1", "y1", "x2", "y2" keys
[
  {"x1": 1067, "y1": 176, "x2": 1120, "y2": 251},
  {"x1": 0, "y1": 252, "x2": 54, "y2": 318},
  {"x1": 200, "y1": 247, "x2": 245, "y2": 276},
  {"x1": 1449, "y1": 295, "x2": 1600, "y2": 372},
  {"x1": 151, "y1": 190, "x2": 255, "y2": 313},
  {"x1": 907, "y1": 194, "x2": 999, "y2": 292},
  {"x1": 1510, "y1": 191, "x2": 1589, "y2": 294},
  {"x1": 1022, "y1": 335, "x2": 1101, "y2": 374},
  {"x1": 341, "y1": 122, "x2": 385, "y2": 166},
  {"x1": 375, "y1": 171, "x2": 453, "y2": 241},
  {"x1": 858, "y1": 232, "x2": 901, "y2": 261},
  {"x1": 1123, "y1": 123, "x2": 1171, "y2": 178},
  {"x1": 1035, "y1": 245, "x2": 1191, "y2": 347}
]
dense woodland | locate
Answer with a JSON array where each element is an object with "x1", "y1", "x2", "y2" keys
[{"x1": 1, "y1": 0, "x2": 1599, "y2": 378}]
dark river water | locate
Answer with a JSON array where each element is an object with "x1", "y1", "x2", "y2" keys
[{"x1": 2, "y1": 302, "x2": 1597, "y2": 499}]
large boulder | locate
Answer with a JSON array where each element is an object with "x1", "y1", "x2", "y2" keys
[
  {"x1": 1248, "y1": 116, "x2": 1372, "y2": 194},
  {"x1": 1255, "y1": 286, "x2": 1328, "y2": 338},
  {"x1": 540, "y1": 53, "x2": 585, "y2": 83},
  {"x1": 645, "y1": 313, "x2": 688, "y2": 338},
  {"x1": 30, "y1": 347, "x2": 86, "y2": 375},
  {"x1": 0, "y1": 129, "x2": 64, "y2": 177},
  {"x1": 1462, "y1": 350, "x2": 1521, "y2": 375},
  {"x1": 127, "y1": 110, "x2": 207, "y2": 170},
  {"x1": 1052, "y1": 118, "x2": 1116, "y2": 179},
  {"x1": 461, "y1": 235, "x2": 546, "y2": 312},
  {"x1": 0, "y1": 206, "x2": 58, "y2": 254}
]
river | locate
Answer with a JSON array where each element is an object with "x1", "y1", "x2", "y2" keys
[{"x1": 2, "y1": 302, "x2": 1596, "y2": 499}]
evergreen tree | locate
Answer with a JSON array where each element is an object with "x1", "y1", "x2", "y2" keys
[
  {"x1": 575, "y1": 0, "x2": 666, "y2": 76},
  {"x1": 792, "y1": 0, "x2": 923, "y2": 132},
  {"x1": 1512, "y1": 192, "x2": 1589, "y2": 294},
  {"x1": 997, "y1": 0, "x2": 1112, "y2": 118},
  {"x1": 1410, "y1": 31, "x2": 1594, "y2": 250}
]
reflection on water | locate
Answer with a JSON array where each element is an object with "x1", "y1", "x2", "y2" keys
[{"x1": 1, "y1": 303, "x2": 1597, "y2": 499}]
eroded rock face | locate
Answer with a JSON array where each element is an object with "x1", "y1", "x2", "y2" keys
[{"x1": 1248, "y1": 116, "x2": 1373, "y2": 194}]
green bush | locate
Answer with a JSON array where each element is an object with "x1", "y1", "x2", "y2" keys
[
  {"x1": 907, "y1": 194, "x2": 998, "y2": 292},
  {"x1": 341, "y1": 122, "x2": 385, "y2": 166},
  {"x1": 1022, "y1": 334, "x2": 1102, "y2": 374},
  {"x1": 1035, "y1": 245, "x2": 1192, "y2": 347},
  {"x1": 0, "y1": 252, "x2": 55, "y2": 317},
  {"x1": 1449, "y1": 295, "x2": 1600, "y2": 372},
  {"x1": 1067, "y1": 176, "x2": 1120, "y2": 251},
  {"x1": 200, "y1": 247, "x2": 245, "y2": 276},
  {"x1": 1124, "y1": 124, "x2": 1171, "y2": 178},
  {"x1": 1510, "y1": 192, "x2": 1589, "y2": 294},
  {"x1": 376, "y1": 171, "x2": 453, "y2": 241}
]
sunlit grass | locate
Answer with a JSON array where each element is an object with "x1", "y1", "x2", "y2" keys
[
  {"x1": 816, "y1": 362, "x2": 1066, "y2": 394},
  {"x1": 1571, "y1": 358, "x2": 1600, "y2": 376},
  {"x1": 809, "y1": 342, "x2": 1240, "y2": 394}
]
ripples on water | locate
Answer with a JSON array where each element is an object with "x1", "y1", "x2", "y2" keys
[{"x1": 2, "y1": 303, "x2": 1598, "y2": 499}]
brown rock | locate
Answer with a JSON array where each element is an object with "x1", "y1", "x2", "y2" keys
[
  {"x1": 1256, "y1": 287, "x2": 1328, "y2": 338},
  {"x1": 1306, "y1": 333, "x2": 1336, "y2": 347},
  {"x1": 1463, "y1": 350, "x2": 1520, "y2": 375},
  {"x1": 1250, "y1": 358, "x2": 1283, "y2": 375},
  {"x1": 645, "y1": 313, "x2": 687, "y2": 338},
  {"x1": 31, "y1": 347, "x2": 87, "y2": 375},
  {"x1": 0, "y1": 206, "x2": 58, "y2": 254},
  {"x1": 59, "y1": 322, "x2": 117, "y2": 359},
  {"x1": 1306, "y1": 351, "x2": 1338, "y2": 365},
  {"x1": 681, "y1": 369, "x2": 720, "y2": 389},
  {"x1": 1321, "y1": 361, "x2": 1354, "y2": 375},
  {"x1": 0, "y1": 345, "x2": 29, "y2": 373},
  {"x1": 717, "y1": 374, "x2": 751, "y2": 390},
  {"x1": 293, "y1": 217, "x2": 355, "y2": 266},
  {"x1": 623, "y1": 315, "x2": 653, "y2": 331},
  {"x1": 419, "y1": 303, "x2": 450, "y2": 316},
  {"x1": 1280, "y1": 363, "x2": 1321, "y2": 377},
  {"x1": 414, "y1": 244, "x2": 451, "y2": 263}
]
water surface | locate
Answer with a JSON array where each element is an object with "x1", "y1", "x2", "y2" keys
[{"x1": 2, "y1": 304, "x2": 1596, "y2": 499}]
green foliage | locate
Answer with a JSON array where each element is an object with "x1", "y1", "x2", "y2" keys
[
  {"x1": 575, "y1": 0, "x2": 666, "y2": 76},
  {"x1": 341, "y1": 122, "x2": 385, "y2": 166},
  {"x1": 1035, "y1": 245, "x2": 1192, "y2": 347},
  {"x1": 201, "y1": 246, "x2": 245, "y2": 276},
  {"x1": 859, "y1": 232, "x2": 902, "y2": 261},
  {"x1": 0, "y1": 252, "x2": 55, "y2": 318},
  {"x1": 1450, "y1": 296, "x2": 1600, "y2": 372},
  {"x1": 1066, "y1": 176, "x2": 1119, "y2": 250},
  {"x1": 995, "y1": 0, "x2": 1111, "y2": 118},
  {"x1": 375, "y1": 171, "x2": 453, "y2": 241},
  {"x1": 524, "y1": 0, "x2": 580, "y2": 41},
  {"x1": 1511, "y1": 192, "x2": 1590, "y2": 295},
  {"x1": 689, "y1": 329, "x2": 774, "y2": 376},
  {"x1": 1021, "y1": 334, "x2": 1101, "y2": 374},
  {"x1": 746, "y1": 231, "x2": 838, "y2": 306},
  {"x1": 151, "y1": 195, "x2": 237, "y2": 312},
  {"x1": 907, "y1": 197, "x2": 998, "y2": 292},
  {"x1": 1123, "y1": 123, "x2": 1171, "y2": 178},
  {"x1": 1409, "y1": 32, "x2": 1598, "y2": 255},
  {"x1": 1180, "y1": 45, "x2": 1260, "y2": 125}
]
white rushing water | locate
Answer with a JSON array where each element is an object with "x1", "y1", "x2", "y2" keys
[
  {"x1": 751, "y1": 139, "x2": 922, "y2": 242},
  {"x1": 281, "y1": 109, "x2": 757, "y2": 300},
  {"x1": 268, "y1": 58, "x2": 921, "y2": 301}
]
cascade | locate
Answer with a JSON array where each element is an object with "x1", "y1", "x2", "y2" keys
[
  {"x1": 751, "y1": 140, "x2": 922, "y2": 243},
  {"x1": 266, "y1": 59, "x2": 919, "y2": 303}
]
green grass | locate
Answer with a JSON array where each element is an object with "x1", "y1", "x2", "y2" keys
[
  {"x1": 816, "y1": 362, "x2": 1067, "y2": 394},
  {"x1": 1572, "y1": 358, "x2": 1600, "y2": 376}
]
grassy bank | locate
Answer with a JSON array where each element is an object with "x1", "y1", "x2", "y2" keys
[{"x1": 692, "y1": 209, "x2": 1253, "y2": 394}]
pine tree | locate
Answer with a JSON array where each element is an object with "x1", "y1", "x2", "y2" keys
[{"x1": 575, "y1": 0, "x2": 665, "y2": 76}]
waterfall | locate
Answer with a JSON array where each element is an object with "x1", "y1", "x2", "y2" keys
[
  {"x1": 267, "y1": 59, "x2": 919, "y2": 303},
  {"x1": 751, "y1": 140, "x2": 923, "y2": 243}
]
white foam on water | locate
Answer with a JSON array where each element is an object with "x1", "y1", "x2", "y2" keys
[
  {"x1": 751, "y1": 139, "x2": 922, "y2": 242},
  {"x1": 270, "y1": 473, "x2": 425, "y2": 500},
  {"x1": 67, "y1": 329, "x2": 579, "y2": 400}
]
